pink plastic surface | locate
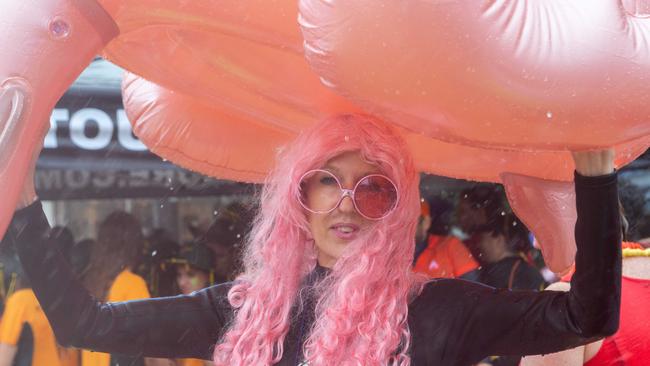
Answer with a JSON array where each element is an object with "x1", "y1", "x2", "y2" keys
[
  {"x1": 0, "y1": 0, "x2": 117, "y2": 238},
  {"x1": 106, "y1": 0, "x2": 650, "y2": 184},
  {"x1": 300, "y1": 0, "x2": 650, "y2": 152},
  {"x1": 502, "y1": 174, "x2": 577, "y2": 273}
]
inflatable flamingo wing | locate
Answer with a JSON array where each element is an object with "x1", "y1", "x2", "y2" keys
[
  {"x1": 122, "y1": 73, "x2": 294, "y2": 183},
  {"x1": 300, "y1": 0, "x2": 650, "y2": 151}
]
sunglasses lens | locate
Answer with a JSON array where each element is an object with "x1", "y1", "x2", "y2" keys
[
  {"x1": 299, "y1": 170, "x2": 341, "y2": 213},
  {"x1": 354, "y1": 175, "x2": 398, "y2": 219}
]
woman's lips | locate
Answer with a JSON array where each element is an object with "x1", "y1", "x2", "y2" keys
[{"x1": 330, "y1": 223, "x2": 360, "y2": 240}]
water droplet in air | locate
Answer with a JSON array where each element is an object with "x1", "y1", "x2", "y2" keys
[{"x1": 546, "y1": 111, "x2": 553, "y2": 119}]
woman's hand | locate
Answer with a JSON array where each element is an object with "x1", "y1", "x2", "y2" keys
[{"x1": 571, "y1": 149, "x2": 615, "y2": 177}]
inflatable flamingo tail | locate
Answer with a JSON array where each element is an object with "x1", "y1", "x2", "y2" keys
[
  {"x1": 501, "y1": 173, "x2": 578, "y2": 274},
  {"x1": 0, "y1": 0, "x2": 118, "y2": 238}
]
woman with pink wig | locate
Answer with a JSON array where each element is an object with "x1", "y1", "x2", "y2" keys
[{"x1": 5, "y1": 114, "x2": 621, "y2": 365}]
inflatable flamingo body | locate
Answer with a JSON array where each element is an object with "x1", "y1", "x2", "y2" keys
[{"x1": 2, "y1": 0, "x2": 650, "y2": 272}]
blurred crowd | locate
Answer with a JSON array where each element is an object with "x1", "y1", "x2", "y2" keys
[{"x1": 0, "y1": 201, "x2": 251, "y2": 366}]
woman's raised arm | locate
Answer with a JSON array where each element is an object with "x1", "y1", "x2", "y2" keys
[
  {"x1": 409, "y1": 150, "x2": 621, "y2": 365},
  {"x1": 5, "y1": 201, "x2": 234, "y2": 360}
]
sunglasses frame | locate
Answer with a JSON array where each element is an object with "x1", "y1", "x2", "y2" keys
[{"x1": 297, "y1": 169, "x2": 399, "y2": 220}]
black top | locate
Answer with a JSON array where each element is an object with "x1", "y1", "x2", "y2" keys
[
  {"x1": 478, "y1": 256, "x2": 546, "y2": 291},
  {"x1": 4, "y1": 172, "x2": 621, "y2": 366}
]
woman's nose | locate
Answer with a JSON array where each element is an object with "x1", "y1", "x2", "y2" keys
[{"x1": 337, "y1": 193, "x2": 356, "y2": 213}]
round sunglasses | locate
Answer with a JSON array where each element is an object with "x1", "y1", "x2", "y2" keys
[{"x1": 297, "y1": 169, "x2": 399, "y2": 220}]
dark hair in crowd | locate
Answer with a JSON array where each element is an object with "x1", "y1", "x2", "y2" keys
[
  {"x1": 426, "y1": 197, "x2": 454, "y2": 236},
  {"x1": 201, "y1": 202, "x2": 252, "y2": 249},
  {"x1": 82, "y1": 211, "x2": 144, "y2": 299},
  {"x1": 504, "y1": 215, "x2": 533, "y2": 254},
  {"x1": 459, "y1": 184, "x2": 508, "y2": 236},
  {"x1": 460, "y1": 184, "x2": 535, "y2": 254}
]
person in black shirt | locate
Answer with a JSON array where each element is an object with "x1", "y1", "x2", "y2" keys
[
  {"x1": 458, "y1": 186, "x2": 545, "y2": 291},
  {"x1": 5, "y1": 114, "x2": 620, "y2": 366}
]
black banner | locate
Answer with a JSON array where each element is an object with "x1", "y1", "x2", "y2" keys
[{"x1": 36, "y1": 94, "x2": 254, "y2": 200}]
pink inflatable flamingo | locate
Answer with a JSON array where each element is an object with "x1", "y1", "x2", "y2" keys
[{"x1": 2, "y1": 0, "x2": 650, "y2": 273}]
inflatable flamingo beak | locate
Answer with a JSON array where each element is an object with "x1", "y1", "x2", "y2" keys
[{"x1": 0, "y1": 0, "x2": 119, "y2": 239}]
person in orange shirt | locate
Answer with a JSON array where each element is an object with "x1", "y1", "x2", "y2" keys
[
  {"x1": 168, "y1": 243, "x2": 216, "y2": 366},
  {"x1": 0, "y1": 286, "x2": 64, "y2": 366},
  {"x1": 80, "y1": 211, "x2": 169, "y2": 366},
  {"x1": 0, "y1": 227, "x2": 80, "y2": 366},
  {"x1": 413, "y1": 198, "x2": 479, "y2": 278},
  {"x1": 168, "y1": 203, "x2": 249, "y2": 366},
  {"x1": 202, "y1": 202, "x2": 250, "y2": 284}
]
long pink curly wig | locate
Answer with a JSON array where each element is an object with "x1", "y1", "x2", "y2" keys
[{"x1": 213, "y1": 114, "x2": 423, "y2": 365}]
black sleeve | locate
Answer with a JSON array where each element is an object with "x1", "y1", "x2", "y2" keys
[
  {"x1": 4, "y1": 201, "x2": 234, "y2": 360},
  {"x1": 411, "y1": 172, "x2": 621, "y2": 365}
]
